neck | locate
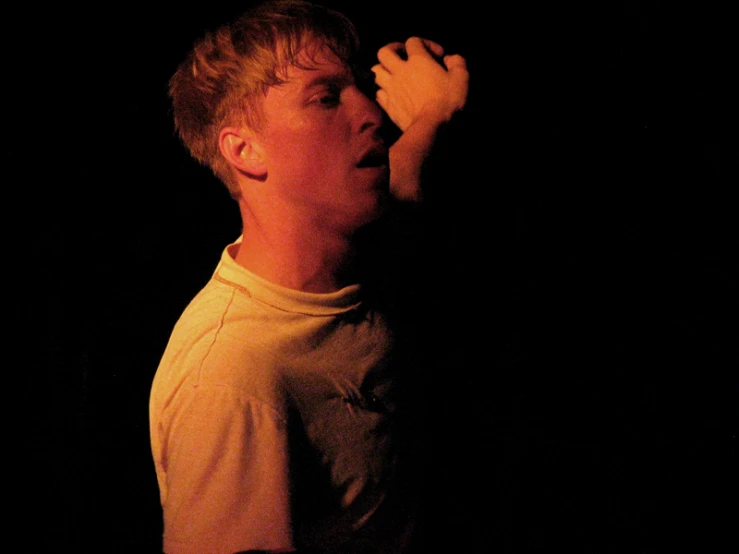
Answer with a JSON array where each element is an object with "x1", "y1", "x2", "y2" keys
[{"x1": 235, "y1": 203, "x2": 361, "y2": 293}]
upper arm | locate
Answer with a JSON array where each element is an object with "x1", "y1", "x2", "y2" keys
[{"x1": 160, "y1": 384, "x2": 294, "y2": 553}]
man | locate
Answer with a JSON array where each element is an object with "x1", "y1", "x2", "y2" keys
[{"x1": 149, "y1": 1, "x2": 468, "y2": 552}]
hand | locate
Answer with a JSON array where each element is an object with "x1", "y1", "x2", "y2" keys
[{"x1": 372, "y1": 37, "x2": 469, "y2": 132}]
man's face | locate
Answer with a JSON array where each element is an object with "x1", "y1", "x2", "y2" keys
[{"x1": 255, "y1": 43, "x2": 389, "y2": 233}]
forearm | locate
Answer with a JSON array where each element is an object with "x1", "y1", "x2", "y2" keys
[
  {"x1": 389, "y1": 116, "x2": 446, "y2": 202},
  {"x1": 373, "y1": 37, "x2": 468, "y2": 202}
]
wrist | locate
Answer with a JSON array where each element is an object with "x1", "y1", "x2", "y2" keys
[{"x1": 416, "y1": 102, "x2": 462, "y2": 127}]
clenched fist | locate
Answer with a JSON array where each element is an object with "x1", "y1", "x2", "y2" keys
[{"x1": 372, "y1": 37, "x2": 469, "y2": 132}]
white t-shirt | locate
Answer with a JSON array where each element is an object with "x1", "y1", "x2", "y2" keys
[{"x1": 150, "y1": 238, "x2": 420, "y2": 553}]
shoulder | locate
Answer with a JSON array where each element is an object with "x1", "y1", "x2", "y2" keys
[{"x1": 152, "y1": 279, "x2": 289, "y2": 414}]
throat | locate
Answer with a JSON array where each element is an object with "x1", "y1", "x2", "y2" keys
[{"x1": 235, "y1": 229, "x2": 360, "y2": 293}]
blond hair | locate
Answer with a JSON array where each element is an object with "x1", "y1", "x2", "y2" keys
[{"x1": 169, "y1": 0, "x2": 360, "y2": 197}]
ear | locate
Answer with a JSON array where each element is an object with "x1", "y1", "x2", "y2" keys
[{"x1": 218, "y1": 127, "x2": 267, "y2": 179}]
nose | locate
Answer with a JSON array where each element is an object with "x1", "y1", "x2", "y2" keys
[{"x1": 347, "y1": 86, "x2": 383, "y2": 135}]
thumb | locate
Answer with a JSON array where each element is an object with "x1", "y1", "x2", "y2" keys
[{"x1": 444, "y1": 55, "x2": 469, "y2": 109}]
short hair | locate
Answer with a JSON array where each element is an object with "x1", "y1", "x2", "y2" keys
[{"x1": 168, "y1": 0, "x2": 360, "y2": 197}]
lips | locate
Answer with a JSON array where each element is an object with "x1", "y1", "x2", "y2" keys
[{"x1": 357, "y1": 144, "x2": 389, "y2": 168}]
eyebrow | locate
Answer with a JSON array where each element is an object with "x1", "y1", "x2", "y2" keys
[{"x1": 302, "y1": 69, "x2": 354, "y2": 91}]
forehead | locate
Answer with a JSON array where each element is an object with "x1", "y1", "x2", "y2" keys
[
  {"x1": 266, "y1": 46, "x2": 352, "y2": 104},
  {"x1": 278, "y1": 40, "x2": 350, "y2": 81}
]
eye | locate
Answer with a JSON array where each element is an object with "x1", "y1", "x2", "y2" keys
[
  {"x1": 319, "y1": 93, "x2": 340, "y2": 107},
  {"x1": 313, "y1": 86, "x2": 341, "y2": 108}
]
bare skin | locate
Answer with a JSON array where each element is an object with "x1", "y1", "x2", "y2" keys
[
  {"x1": 219, "y1": 37, "x2": 469, "y2": 292},
  {"x1": 374, "y1": 37, "x2": 469, "y2": 200}
]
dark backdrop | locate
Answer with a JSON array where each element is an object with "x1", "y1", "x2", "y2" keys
[{"x1": 25, "y1": 1, "x2": 735, "y2": 552}]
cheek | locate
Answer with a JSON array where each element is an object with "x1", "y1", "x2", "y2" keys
[
  {"x1": 265, "y1": 130, "x2": 312, "y2": 169},
  {"x1": 279, "y1": 134, "x2": 347, "y2": 173},
  {"x1": 263, "y1": 115, "x2": 352, "y2": 178}
]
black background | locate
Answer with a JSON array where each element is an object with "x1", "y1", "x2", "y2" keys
[{"x1": 24, "y1": 1, "x2": 735, "y2": 552}]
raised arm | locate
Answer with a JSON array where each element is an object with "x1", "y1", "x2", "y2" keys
[{"x1": 372, "y1": 37, "x2": 469, "y2": 201}]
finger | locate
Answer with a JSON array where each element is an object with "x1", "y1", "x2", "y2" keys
[
  {"x1": 380, "y1": 41, "x2": 406, "y2": 54},
  {"x1": 371, "y1": 65, "x2": 392, "y2": 89},
  {"x1": 423, "y1": 39, "x2": 444, "y2": 58},
  {"x1": 377, "y1": 42, "x2": 406, "y2": 72},
  {"x1": 445, "y1": 55, "x2": 470, "y2": 108},
  {"x1": 376, "y1": 95, "x2": 408, "y2": 130},
  {"x1": 404, "y1": 37, "x2": 431, "y2": 57},
  {"x1": 416, "y1": 37, "x2": 445, "y2": 59},
  {"x1": 445, "y1": 54, "x2": 469, "y2": 90},
  {"x1": 443, "y1": 54, "x2": 467, "y2": 72},
  {"x1": 376, "y1": 90, "x2": 396, "y2": 123},
  {"x1": 376, "y1": 88, "x2": 389, "y2": 109}
]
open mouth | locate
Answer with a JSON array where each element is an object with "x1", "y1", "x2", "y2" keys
[{"x1": 357, "y1": 147, "x2": 389, "y2": 168}]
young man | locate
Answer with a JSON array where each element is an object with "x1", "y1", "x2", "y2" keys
[{"x1": 149, "y1": 1, "x2": 468, "y2": 552}]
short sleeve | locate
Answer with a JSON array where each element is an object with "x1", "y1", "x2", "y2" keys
[{"x1": 159, "y1": 384, "x2": 294, "y2": 554}]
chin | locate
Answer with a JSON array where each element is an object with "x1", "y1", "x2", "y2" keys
[
  {"x1": 371, "y1": 167, "x2": 390, "y2": 194},
  {"x1": 351, "y1": 191, "x2": 389, "y2": 230}
]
